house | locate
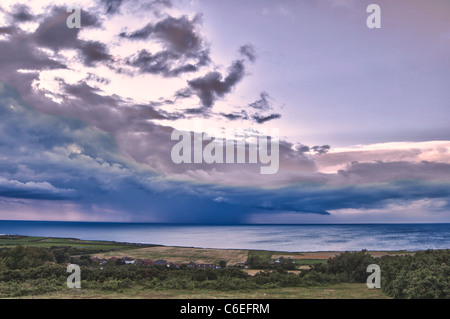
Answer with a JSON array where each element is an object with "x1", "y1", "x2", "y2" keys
[
  {"x1": 90, "y1": 257, "x2": 101, "y2": 263},
  {"x1": 154, "y1": 259, "x2": 167, "y2": 265},
  {"x1": 135, "y1": 259, "x2": 154, "y2": 266},
  {"x1": 122, "y1": 257, "x2": 134, "y2": 262},
  {"x1": 186, "y1": 262, "x2": 197, "y2": 268},
  {"x1": 197, "y1": 264, "x2": 217, "y2": 269},
  {"x1": 90, "y1": 257, "x2": 108, "y2": 265}
]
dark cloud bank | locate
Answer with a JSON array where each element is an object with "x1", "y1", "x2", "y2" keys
[
  {"x1": 0, "y1": 1, "x2": 448, "y2": 223},
  {"x1": 1, "y1": 83, "x2": 449, "y2": 223}
]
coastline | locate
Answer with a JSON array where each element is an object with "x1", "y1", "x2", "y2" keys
[
  {"x1": 1, "y1": 221, "x2": 449, "y2": 252},
  {"x1": 0, "y1": 234, "x2": 421, "y2": 267}
]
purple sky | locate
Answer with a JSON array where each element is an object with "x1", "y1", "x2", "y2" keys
[{"x1": 0, "y1": 0, "x2": 449, "y2": 223}]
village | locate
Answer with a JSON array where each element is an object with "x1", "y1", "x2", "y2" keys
[{"x1": 89, "y1": 256, "x2": 224, "y2": 270}]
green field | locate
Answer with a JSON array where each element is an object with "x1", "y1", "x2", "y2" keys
[{"x1": 0, "y1": 235, "x2": 151, "y2": 252}]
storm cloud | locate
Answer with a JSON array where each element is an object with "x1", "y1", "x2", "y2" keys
[
  {"x1": 0, "y1": 0, "x2": 448, "y2": 223},
  {"x1": 121, "y1": 14, "x2": 211, "y2": 77},
  {"x1": 187, "y1": 59, "x2": 246, "y2": 108}
]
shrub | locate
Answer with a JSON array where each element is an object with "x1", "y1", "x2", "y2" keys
[
  {"x1": 100, "y1": 278, "x2": 132, "y2": 291},
  {"x1": 324, "y1": 250, "x2": 377, "y2": 282}
]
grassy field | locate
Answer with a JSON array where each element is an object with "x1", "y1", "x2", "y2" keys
[
  {"x1": 0, "y1": 235, "x2": 150, "y2": 252},
  {"x1": 93, "y1": 246, "x2": 249, "y2": 265},
  {"x1": 18, "y1": 283, "x2": 390, "y2": 299}
]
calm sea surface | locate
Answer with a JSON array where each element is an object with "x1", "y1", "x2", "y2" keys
[{"x1": 0, "y1": 220, "x2": 449, "y2": 252}]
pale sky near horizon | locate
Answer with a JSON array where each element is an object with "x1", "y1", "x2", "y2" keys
[{"x1": 0, "y1": 0, "x2": 449, "y2": 224}]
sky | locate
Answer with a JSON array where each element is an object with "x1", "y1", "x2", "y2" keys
[{"x1": 0, "y1": 0, "x2": 449, "y2": 224}]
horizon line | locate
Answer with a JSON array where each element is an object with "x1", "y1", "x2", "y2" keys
[{"x1": 1, "y1": 219, "x2": 449, "y2": 226}]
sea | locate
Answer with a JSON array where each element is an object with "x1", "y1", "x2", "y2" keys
[{"x1": 0, "y1": 220, "x2": 449, "y2": 252}]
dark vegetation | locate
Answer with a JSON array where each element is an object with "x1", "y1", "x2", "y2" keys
[{"x1": 0, "y1": 240, "x2": 449, "y2": 298}]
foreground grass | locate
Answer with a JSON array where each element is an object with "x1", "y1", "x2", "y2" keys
[{"x1": 18, "y1": 283, "x2": 390, "y2": 299}]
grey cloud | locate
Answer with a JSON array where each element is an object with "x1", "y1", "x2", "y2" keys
[
  {"x1": 33, "y1": 6, "x2": 101, "y2": 51},
  {"x1": 126, "y1": 49, "x2": 200, "y2": 77},
  {"x1": 153, "y1": 14, "x2": 204, "y2": 54},
  {"x1": 241, "y1": 180, "x2": 450, "y2": 216},
  {"x1": 10, "y1": 4, "x2": 34, "y2": 22},
  {"x1": 0, "y1": 32, "x2": 66, "y2": 73},
  {"x1": 239, "y1": 44, "x2": 256, "y2": 62},
  {"x1": 119, "y1": 0, "x2": 173, "y2": 15},
  {"x1": 311, "y1": 145, "x2": 331, "y2": 154},
  {"x1": 0, "y1": 26, "x2": 16, "y2": 35},
  {"x1": 168, "y1": 63, "x2": 198, "y2": 77},
  {"x1": 334, "y1": 161, "x2": 450, "y2": 185},
  {"x1": 220, "y1": 110, "x2": 249, "y2": 121},
  {"x1": 0, "y1": 177, "x2": 75, "y2": 200},
  {"x1": 62, "y1": 81, "x2": 120, "y2": 108},
  {"x1": 84, "y1": 73, "x2": 111, "y2": 85},
  {"x1": 32, "y1": 6, "x2": 111, "y2": 67},
  {"x1": 121, "y1": 14, "x2": 203, "y2": 54},
  {"x1": 184, "y1": 107, "x2": 209, "y2": 116},
  {"x1": 248, "y1": 91, "x2": 272, "y2": 111},
  {"x1": 241, "y1": 91, "x2": 285, "y2": 124},
  {"x1": 287, "y1": 144, "x2": 330, "y2": 155},
  {"x1": 2, "y1": 82, "x2": 449, "y2": 223},
  {"x1": 174, "y1": 87, "x2": 193, "y2": 99},
  {"x1": 127, "y1": 103, "x2": 185, "y2": 121},
  {"x1": 101, "y1": 0, "x2": 124, "y2": 14},
  {"x1": 188, "y1": 59, "x2": 246, "y2": 108},
  {"x1": 120, "y1": 23, "x2": 154, "y2": 39},
  {"x1": 296, "y1": 144, "x2": 312, "y2": 153},
  {"x1": 0, "y1": 82, "x2": 148, "y2": 193},
  {"x1": 252, "y1": 113, "x2": 281, "y2": 124},
  {"x1": 78, "y1": 41, "x2": 112, "y2": 65},
  {"x1": 121, "y1": 14, "x2": 210, "y2": 77},
  {"x1": 57, "y1": 79, "x2": 184, "y2": 130}
]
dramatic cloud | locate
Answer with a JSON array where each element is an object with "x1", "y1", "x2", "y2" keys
[
  {"x1": 187, "y1": 59, "x2": 246, "y2": 108},
  {"x1": 101, "y1": 0, "x2": 124, "y2": 14},
  {"x1": 33, "y1": 6, "x2": 101, "y2": 51},
  {"x1": 239, "y1": 44, "x2": 256, "y2": 62},
  {"x1": 220, "y1": 110, "x2": 249, "y2": 121},
  {"x1": 121, "y1": 14, "x2": 210, "y2": 77},
  {"x1": 0, "y1": 177, "x2": 75, "y2": 200},
  {"x1": 10, "y1": 4, "x2": 34, "y2": 22},
  {"x1": 0, "y1": 0, "x2": 448, "y2": 223},
  {"x1": 1, "y1": 81, "x2": 449, "y2": 223},
  {"x1": 252, "y1": 113, "x2": 281, "y2": 124},
  {"x1": 78, "y1": 41, "x2": 112, "y2": 65},
  {"x1": 219, "y1": 91, "x2": 282, "y2": 124},
  {"x1": 248, "y1": 91, "x2": 272, "y2": 111}
]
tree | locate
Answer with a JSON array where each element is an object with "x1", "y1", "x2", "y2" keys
[
  {"x1": 218, "y1": 260, "x2": 227, "y2": 268},
  {"x1": 0, "y1": 245, "x2": 53, "y2": 269},
  {"x1": 52, "y1": 249, "x2": 70, "y2": 264}
]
